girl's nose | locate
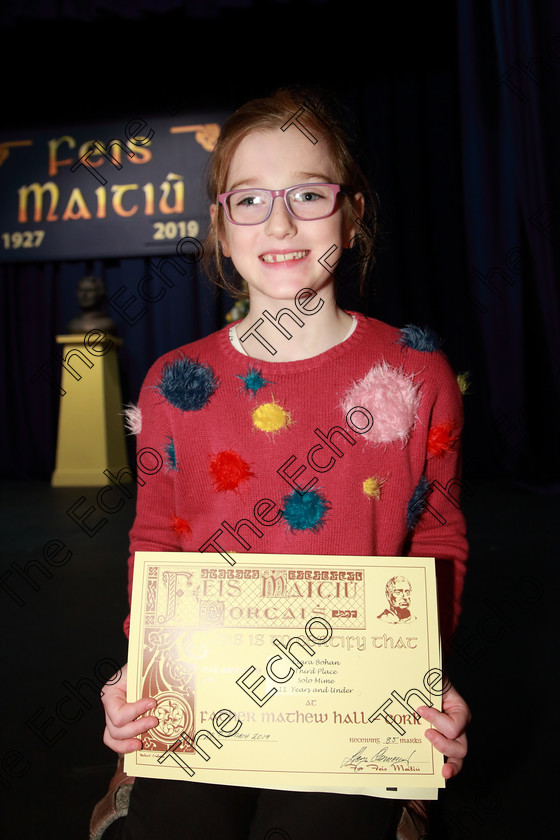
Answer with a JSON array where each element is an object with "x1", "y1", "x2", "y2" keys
[{"x1": 264, "y1": 195, "x2": 297, "y2": 236}]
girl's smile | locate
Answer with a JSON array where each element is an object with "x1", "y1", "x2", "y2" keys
[{"x1": 259, "y1": 249, "x2": 310, "y2": 265}]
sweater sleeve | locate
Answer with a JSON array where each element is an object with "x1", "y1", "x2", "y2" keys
[
  {"x1": 123, "y1": 357, "x2": 181, "y2": 638},
  {"x1": 408, "y1": 353, "x2": 468, "y2": 651}
]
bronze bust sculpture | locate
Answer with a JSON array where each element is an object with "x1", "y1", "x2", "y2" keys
[{"x1": 68, "y1": 276, "x2": 117, "y2": 334}]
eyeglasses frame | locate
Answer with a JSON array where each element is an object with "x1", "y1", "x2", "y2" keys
[{"x1": 216, "y1": 183, "x2": 345, "y2": 225}]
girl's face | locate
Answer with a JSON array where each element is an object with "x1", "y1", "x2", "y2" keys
[{"x1": 211, "y1": 129, "x2": 363, "y2": 305}]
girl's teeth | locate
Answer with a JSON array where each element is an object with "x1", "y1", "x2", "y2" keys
[{"x1": 261, "y1": 251, "x2": 308, "y2": 263}]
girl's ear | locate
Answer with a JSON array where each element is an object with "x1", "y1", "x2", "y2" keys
[
  {"x1": 210, "y1": 203, "x2": 231, "y2": 258},
  {"x1": 344, "y1": 192, "x2": 366, "y2": 247}
]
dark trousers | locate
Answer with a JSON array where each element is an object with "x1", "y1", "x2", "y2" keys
[{"x1": 104, "y1": 778, "x2": 403, "y2": 840}]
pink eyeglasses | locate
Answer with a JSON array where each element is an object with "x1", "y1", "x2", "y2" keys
[{"x1": 217, "y1": 183, "x2": 345, "y2": 225}]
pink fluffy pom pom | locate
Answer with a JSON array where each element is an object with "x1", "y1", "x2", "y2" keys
[
  {"x1": 122, "y1": 402, "x2": 142, "y2": 435},
  {"x1": 341, "y1": 361, "x2": 420, "y2": 446}
]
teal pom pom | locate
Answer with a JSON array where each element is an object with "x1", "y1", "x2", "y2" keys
[
  {"x1": 164, "y1": 437, "x2": 177, "y2": 471},
  {"x1": 281, "y1": 488, "x2": 330, "y2": 532},
  {"x1": 157, "y1": 356, "x2": 218, "y2": 411},
  {"x1": 237, "y1": 366, "x2": 272, "y2": 397}
]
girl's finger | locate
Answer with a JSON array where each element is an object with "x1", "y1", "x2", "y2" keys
[
  {"x1": 105, "y1": 714, "x2": 159, "y2": 742},
  {"x1": 424, "y1": 728, "x2": 468, "y2": 759},
  {"x1": 104, "y1": 696, "x2": 157, "y2": 728},
  {"x1": 103, "y1": 728, "x2": 147, "y2": 755},
  {"x1": 442, "y1": 757, "x2": 463, "y2": 779},
  {"x1": 416, "y1": 705, "x2": 469, "y2": 740}
]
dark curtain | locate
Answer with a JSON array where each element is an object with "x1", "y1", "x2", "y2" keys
[
  {"x1": 1, "y1": 0, "x2": 559, "y2": 488},
  {"x1": 0, "y1": 259, "x2": 230, "y2": 478},
  {"x1": 457, "y1": 0, "x2": 560, "y2": 486}
]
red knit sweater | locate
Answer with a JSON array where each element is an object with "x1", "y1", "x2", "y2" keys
[{"x1": 124, "y1": 312, "x2": 467, "y2": 647}]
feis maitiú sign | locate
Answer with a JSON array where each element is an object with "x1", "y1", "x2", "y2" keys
[{"x1": 0, "y1": 114, "x2": 227, "y2": 262}]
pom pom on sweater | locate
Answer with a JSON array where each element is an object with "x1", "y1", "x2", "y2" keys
[
  {"x1": 427, "y1": 421, "x2": 459, "y2": 458},
  {"x1": 237, "y1": 366, "x2": 272, "y2": 397},
  {"x1": 281, "y1": 488, "x2": 330, "y2": 532},
  {"x1": 341, "y1": 361, "x2": 420, "y2": 446},
  {"x1": 165, "y1": 438, "x2": 178, "y2": 471},
  {"x1": 456, "y1": 371, "x2": 471, "y2": 395},
  {"x1": 209, "y1": 450, "x2": 254, "y2": 492},
  {"x1": 363, "y1": 475, "x2": 387, "y2": 500},
  {"x1": 398, "y1": 324, "x2": 443, "y2": 353},
  {"x1": 157, "y1": 356, "x2": 219, "y2": 412},
  {"x1": 406, "y1": 475, "x2": 430, "y2": 529},
  {"x1": 252, "y1": 399, "x2": 292, "y2": 433},
  {"x1": 122, "y1": 402, "x2": 142, "y2": 435},
  {"x1": 171, "y1": 515, "x2": 191, "y2": 536}
]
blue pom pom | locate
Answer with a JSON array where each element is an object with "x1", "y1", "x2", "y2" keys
[
  {"x1": 406, "y1": 475, "x2": 430, "y2": 529},
  {"x1": 237, "y1": 366, "x2": 272, "y2": 397},
  {"x1": 157, "y1": 356, "x2": 219, "y2": 411},
  {"x1": 281, "y1": 488, "x2": 330, "y2": 532},
  {"x1": 398, "y1": 324, "x2": 443, "y2": 353},
  {"x1": 164, "y1": 437, "x2": 177, "y2": 471}
]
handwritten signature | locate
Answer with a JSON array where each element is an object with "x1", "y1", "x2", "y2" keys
[{"x1": 340, "y1": 746, "x2": 417, "y2": 772}]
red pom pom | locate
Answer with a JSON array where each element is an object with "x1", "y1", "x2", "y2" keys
[
  {"x1": 171, "y1": 515, "x2": 192, "y2": 536},
  {"x1": 427, "y1": 420, "x2": 459, "y2": 458},
  {"x1": 209, "y1": 450, "x2": 254, "y2": 491}
]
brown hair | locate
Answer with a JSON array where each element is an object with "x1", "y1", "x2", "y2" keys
[{"x1": 203, "y1": 86, "x2": 378, "y2": 298}]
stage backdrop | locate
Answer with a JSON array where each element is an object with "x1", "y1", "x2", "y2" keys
[{"x1": 0, "y1": 114, "x2": 227, "y2": 262}]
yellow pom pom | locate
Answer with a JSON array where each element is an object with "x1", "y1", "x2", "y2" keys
[
  {"x1": 252, "y1": 399, "x2": 292, "y2": 433},
  {"x1": 456, "y1": 372, "x2": 471, "y2": 395},
  {"x1": 363, "y1": 475, "x2": 387, "y2": 500}
]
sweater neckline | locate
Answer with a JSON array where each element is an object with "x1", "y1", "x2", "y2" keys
[{"x1": 218, "y1": 310, "x2": 368, "y2": 375}]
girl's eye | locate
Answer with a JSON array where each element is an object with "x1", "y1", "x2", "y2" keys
[
  {"x1": 291, "y1": 187, "x2": 329, "y2": 203},
  {"x1": 234, "y1": 193, "x2": 267, "y2": 207}
]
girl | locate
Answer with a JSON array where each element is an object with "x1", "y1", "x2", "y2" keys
[{"x1": 98, "y1": 88, "x2": 470, "y2": 840}]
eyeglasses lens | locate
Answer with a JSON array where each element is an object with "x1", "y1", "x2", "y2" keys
[{"x1": 226, "y1": 185, "x2": 336, "y2": 224}]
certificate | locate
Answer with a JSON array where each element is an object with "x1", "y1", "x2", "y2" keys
[{"x1": 125, "y1": 552, "x2": 445, "y2": 799}]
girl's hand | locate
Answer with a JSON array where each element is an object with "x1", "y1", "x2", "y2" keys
[
  {"x1": 416, "y1": 681, "x2": 471, "y2": 779},
  {"x1": 101, "y1": 663, "x2": 159, "y2": 754}
]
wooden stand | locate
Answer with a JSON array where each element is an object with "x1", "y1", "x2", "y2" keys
[{"x1": 51, "y1": 333, "x2": 129, "y2": 487}]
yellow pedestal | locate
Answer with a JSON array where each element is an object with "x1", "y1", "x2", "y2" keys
[{"x1": 51, "y1": 333, "x2": 129, "y2": 487}]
